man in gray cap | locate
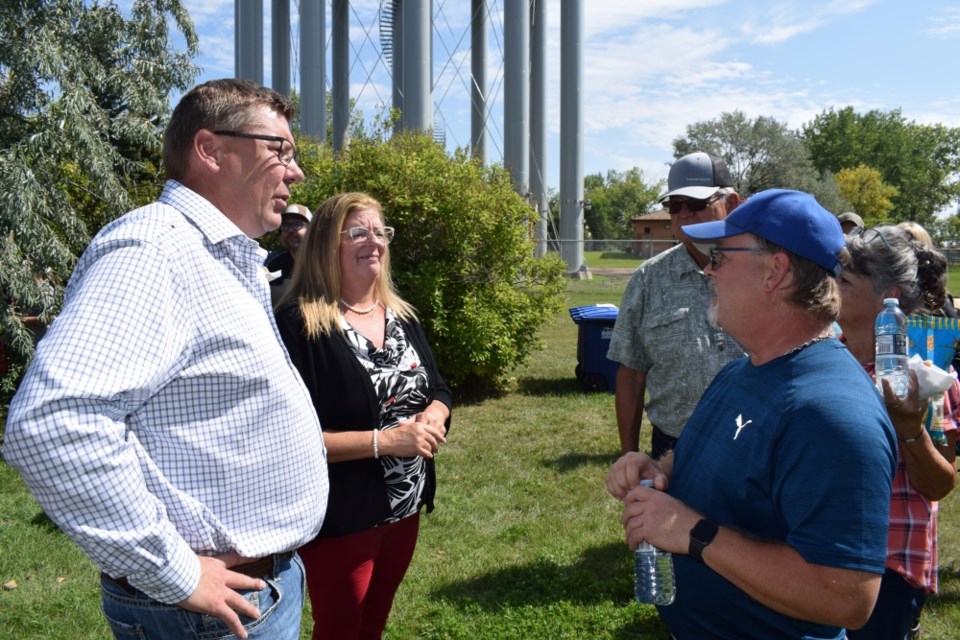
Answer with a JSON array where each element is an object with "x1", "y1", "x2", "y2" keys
[
  {"x1": 265, "y1": 203, "x2": 312, "y2": 304},
  {"x1": 608, "y1": 152, "x2": 744, "y2": 458},
  {"x1": 837, "y1": 211, "x2": 864, "y2": 235}
]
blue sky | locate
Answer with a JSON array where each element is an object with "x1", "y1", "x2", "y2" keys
[{"x1": 177, "y1": 0, "x2": 960, "y2": 194}]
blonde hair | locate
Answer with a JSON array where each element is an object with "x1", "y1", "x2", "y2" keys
[
  {"x1": 278, "y1": 192, "x2": 416, "y2": 338},
  {"x1": 898, "y1": 221, "x2": 934, "y2": 248}
]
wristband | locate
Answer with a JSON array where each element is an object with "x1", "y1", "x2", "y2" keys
[
  {"x1": 373, "y1": 429, "x2": 379, "y2": 459},
  {"x1": 689, "y1": 519, "x2": 719, "y2": 564},
  {"x1": 899, "y1": 428, "x2": 925, "y2": 444}
]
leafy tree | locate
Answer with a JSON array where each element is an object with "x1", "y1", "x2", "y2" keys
[
  {"x1": 291, "y1": 131, "x2": 567, "y2": 394},
  {"x1": 802, "y1": 107, "x2": 960, "y2": 224},
  {"x1": 834, "y1": 165, "x2": 898, "y2": 225},
  {"x1": 673, "y1": 110, "x2": 850, "y2": 212},
  {"x1": 0, "y1": 0, "x2": 198, "y2": 393},
  {"x1": 583, "y1": 169, "x2": 663, "y2": 244},
  {"x1": 932, "y1": 214, "x2": 960, "y2": 246}
]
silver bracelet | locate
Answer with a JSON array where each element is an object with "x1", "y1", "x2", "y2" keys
[{"x1": 373, "y1": 429, "x2": 379, "y2": 459}]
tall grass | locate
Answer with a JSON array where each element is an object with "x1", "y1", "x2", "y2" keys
[{"x1": 2, "y1": 264, "x2": 960, "y2": 638}]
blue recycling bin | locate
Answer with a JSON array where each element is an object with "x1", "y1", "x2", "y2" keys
[{"x1": 569, "y1": 304, "x2": 620, "y2": 392}]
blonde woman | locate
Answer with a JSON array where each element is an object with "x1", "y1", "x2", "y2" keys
[{"x1": 275, "y1": 192, "x2": 451, "y2": 640}]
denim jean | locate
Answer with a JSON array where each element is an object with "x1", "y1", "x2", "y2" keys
[
  {"x1": 668, "y1": 626, "x2": 846, "y2": 639},
  {"x1": 100, "y1": 553, "x2": 305, "y2": 640},
  {"x1": 846, "y1": 567, "x2": 923, "y2": 640}
]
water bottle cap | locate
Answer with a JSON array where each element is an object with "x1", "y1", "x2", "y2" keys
[{"x1": 883, "y1": 297, "x2": 899, "y2": 305}]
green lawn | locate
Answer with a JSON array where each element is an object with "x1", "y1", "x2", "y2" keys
[
  {"x1": 584, "y1": 250, "x2": 960, "y2": 293},
  {"x1": 583, "y1": 250, "x2": 644, "y2": 270},
  {"x1": 950, "y1": 268, "x2": 960, "y2": 302},
  {"x1": 2, "y1": 257, "x2": 960, "y2": 638}
]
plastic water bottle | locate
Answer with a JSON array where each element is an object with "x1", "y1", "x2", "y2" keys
[
  {"x1": 633, "y1": 480, "x2": 675, "y2": 606},
  {"x1": 929, "y1": 392, "x2": 948, "y2": 446},
  {"x1": 875, "y1": 298, "x2": 909, "y2": 398},
  {"x1": 924, "y1": 361, "x2": 949, "y2": 446}
]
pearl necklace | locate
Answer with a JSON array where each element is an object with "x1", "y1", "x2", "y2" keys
[{"x1": 339, "y1": 298, "x2": 380, "y2": 315}]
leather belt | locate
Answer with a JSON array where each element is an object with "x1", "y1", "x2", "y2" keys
[
  {"x1": 103, "y1": 551, "x2": 295, "y2": 594},
  {"x1": 229, "y1": 551, "x2": 295, "y2": 580}
]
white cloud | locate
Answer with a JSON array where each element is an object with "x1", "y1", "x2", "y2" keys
[
  {"x1": 585, "y1": 24, "x2": 738, "y2": 81},
  {"x1": 183, "y1": 0, "x2": 233, "y2": 28},
  {"x1": 582, "y1": 0, "x2": 727, "y2": 36},
  {"x1": 181, "y1": 0, "x2": 234, "y2": 77},
  {"x1": 744, "y1": 19, "x2": 820, "y2": 45},
  {"x1": 741, "y1": 0, "x2": 878, "y2": 45},
  {"x1": 175, "y1": 0, "x2": 958, "y2": 190},
  {"x1": 925, "y1": 8, "x2": 960, "y2": 37},
  {"x1": 912, "y1": 97, "x2": 960, "y2": 128}
]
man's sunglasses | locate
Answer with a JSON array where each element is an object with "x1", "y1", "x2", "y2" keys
[{"x1": 662, "y1": 193, "x2": 722, "y2": 215}]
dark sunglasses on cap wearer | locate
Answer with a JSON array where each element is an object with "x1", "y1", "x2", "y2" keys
[
  {"x1": 281, "y1": 219, "x2": 308, "y2": 232},
  {"x1": 662, "y1": 192, "x2": 723, "y2": 215}
]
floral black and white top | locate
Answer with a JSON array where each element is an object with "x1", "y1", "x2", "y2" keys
[
  {"x1": 276, "y1": 299, "x2": 452, "y2": 538},
  {"x1": 341, "y1": 307, "x2": 432, "y2": 522}
]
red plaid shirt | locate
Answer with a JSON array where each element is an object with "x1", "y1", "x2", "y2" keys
[{"x1": 866, "y1": 361, "x2": 959, "y2": 591}]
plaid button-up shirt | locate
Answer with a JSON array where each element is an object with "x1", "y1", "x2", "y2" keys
[{"x1": 4, "y1": 181, "x2": 328, "y2": 604}]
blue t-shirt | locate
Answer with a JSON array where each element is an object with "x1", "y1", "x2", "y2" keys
[{"x1": 658, "y1": 339, "x2": 896, "y2": 640}]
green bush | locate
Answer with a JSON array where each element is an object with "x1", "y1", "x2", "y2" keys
[{"x1": 292, "y1": 132, "x2": 566, "y2": 394}]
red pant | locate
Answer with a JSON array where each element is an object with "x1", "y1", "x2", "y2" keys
[{"x1": 299, "y1": 513, "x2": 420, "y2": 640}]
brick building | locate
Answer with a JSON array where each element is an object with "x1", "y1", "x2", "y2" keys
[{"x1": 630, "y1": 209, "x2": 678, "y2": 258}]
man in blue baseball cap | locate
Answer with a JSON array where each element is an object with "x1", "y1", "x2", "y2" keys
[
  {"x1": 684, "y1": 188, "x2": 845, "y2": 277},
  {"x1": 606, "y1": 189, "x2": 897, "y2": 639}
]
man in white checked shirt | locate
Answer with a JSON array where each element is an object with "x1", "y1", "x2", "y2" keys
[{"x1": 3, "y1": 79, "x2": 329, "y2": 640}]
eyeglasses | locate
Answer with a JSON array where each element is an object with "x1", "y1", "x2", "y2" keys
[
  {"x1": 847, "y1": 226, "x2": 890, "y2": 248},
  {"x1": 213, "y1": 130, "x2": 298, "y2": 166},
  {"x1": 341, "y1": 226, "x2": 395, "y2": 245},
  {"x1": 663, "y1": 193, "x2": 722, "y2": 215},
  {"x1": 280, "y1": 220, "x2": 308, "y2": 232},
  {"x1": 708, "y1": 246, "x2": 762, "y2": 270}
]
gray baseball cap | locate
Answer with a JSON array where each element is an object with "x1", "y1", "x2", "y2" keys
[
  {"x1": 837, "y1": 211, "x2": 864, "y2": 229},
  {"x1": 282, "y1": 203, "x2": 313, "y2": 223},
  {"x1": 663, "y1": 152, "x2": 735, "y2": 200}
]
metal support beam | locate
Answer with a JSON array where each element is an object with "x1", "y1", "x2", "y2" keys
[
  {"x1": 271, "y1": 0, "x2": 291, "y2": 96},
  {"x1": 470, "y1": 0, "x2": 487, "y2": 163},
  {"x1": 560, "y1": 0, "x2": 585, "y2": 274},
  {"x1": 400, "y1": 0, "x2": 432, "y2": 132},
  {"x1": 332, "y1": 0, "x2": 349, "y2": 151},
  {"x1": 300, "y1": 0, "x2": 326, "y2": 140},
  {"x1": 391, "y1": 0, "x2": 404, "y2": 117},
  {"x1": 504, "y1": 0, "x2": 530, "y2": 195},
  {"x1": 530, "y1": 0, "x2": 547, "y2": 257},
  {"x1": 235, "y1": 0, "x2": 263, "y2": 83}
]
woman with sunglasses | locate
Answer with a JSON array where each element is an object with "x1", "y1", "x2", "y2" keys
[
  {"x1": 275, "y1": 192, "x2": 452, "y2": 639},
  {"x1": 837, "y1": 225, "x2": 958, "y2": 640}
]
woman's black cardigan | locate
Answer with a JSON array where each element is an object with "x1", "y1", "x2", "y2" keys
[{"x1": 275, "y1": 302, "x2": 453, "y2": 539}]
